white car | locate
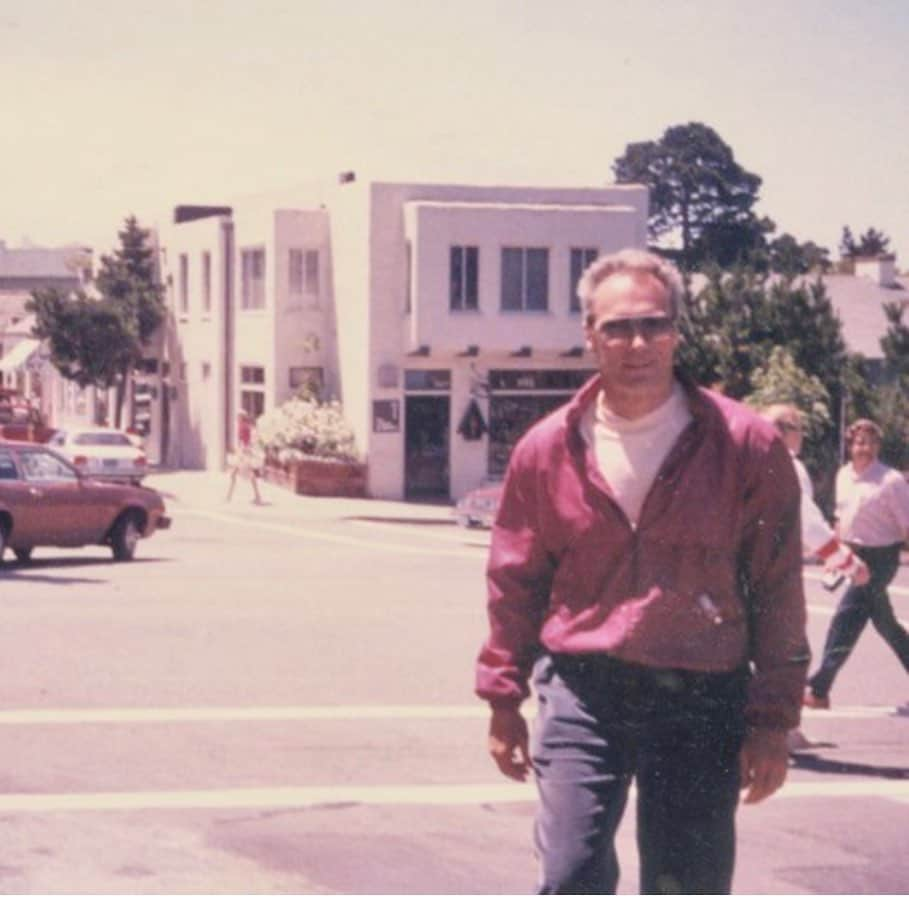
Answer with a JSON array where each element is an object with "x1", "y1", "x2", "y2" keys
[{"x1": 47, "y1": 428, "x2": 148, "y2": 485}]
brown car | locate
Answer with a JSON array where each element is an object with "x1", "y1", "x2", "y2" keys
[{"x1": 0, "y1": 441, "x2": 171, "y2": 565}]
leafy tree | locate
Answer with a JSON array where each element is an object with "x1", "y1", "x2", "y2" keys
[
  {"x1": 766, "y1": 233, "x2": 831, "y2": 275},
  {"x1": 27, "y1": 288, "x2": 135, "y2": 389},
  {"x1": 678, "y1": 268, "x2": 847, "y2": 401},
  {"x1": 677, "y1": 269, "x2": 850, "y2": 501},
  {"x1": 744, "y1": 346, "x2": 832, "y2": 479},
  {"x1": 870, "y1": 302, "x2": 909, "y2": 468},
  {"x1": 613, "y1": 122, "x2": 763, "y2": 269},
  {"x1": 28, "y1": 216, "x2": 165, "y2": 426},
  {"x1": 880, "y1": 302, "x2": 909, "y2": 383},
  {"x1": 839, "y1": 225, "x2": 892, "y2": 258}
]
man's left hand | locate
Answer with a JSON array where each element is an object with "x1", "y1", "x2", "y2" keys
[{"x1": 739, "y1": 728, "x2": 788, "y2": 804}]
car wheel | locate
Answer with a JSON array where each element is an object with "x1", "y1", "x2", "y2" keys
[
  {"x1": 13, "y1": 547, "x2": 33, "y2": 565},
  {"x1": 111, "y1": 513, "x2": 141, "y2": 562}
]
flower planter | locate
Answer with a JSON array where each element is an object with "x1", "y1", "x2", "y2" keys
[{"x1": 264, "y1": 457, "x2": 367, "y2": 498}]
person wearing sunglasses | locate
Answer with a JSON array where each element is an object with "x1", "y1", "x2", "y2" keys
[{"x1": 476, "y1": 248, "x2": 808, "y2": 894}]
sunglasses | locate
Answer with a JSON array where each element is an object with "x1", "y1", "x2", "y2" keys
[{"x1": 595, "y1": 316, "x2": 676, "y2": 344}]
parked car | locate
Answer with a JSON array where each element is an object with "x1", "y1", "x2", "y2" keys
[
  {"x1": 0, "y1": 441, "x2": 171, "y2": 564},
  {"x1": 47, "y1": 427, "x2": 148, "y2": 484},
  {"x1": 453, "y1": 480, "x2": 504, "y2": 529}
]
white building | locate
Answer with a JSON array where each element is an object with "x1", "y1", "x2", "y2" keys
[{"x1": 156, "y1": 180, "x2": 648, "y2": 501}]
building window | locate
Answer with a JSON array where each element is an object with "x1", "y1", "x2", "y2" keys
[
  {"x1": 450, "y1": 245, "x2": 479, "y2": 311},
  {"x1": 240, "y1": 365, "x2": 265, "y2": 384},
  {"x1": 304, "y1": 250, "x2": 319, "y2": 295},
  {"x1": 289, "y1": 366, "x2": 324, "y2": 397},
  {"x1": 202, "y1": 251, "x2": 212, "y2": 313},
  {"x1": 289, "y1": 248, "x2": 319, "y2": 296},
  {"x1": 241, "y1": 390, "x2": 265, "y2": 420},
  {"x1": 179, "y1": 254, "x2": 189, "y2": 314},
  {"x1": 241, "y1": 248, "x2": 266, "y2": 310},
  {"x1": 240, "y1": 363, "x2": 266, "y2": 420},
  {"x1": 501, "y1": 247, "x2": 548, "y2": 312},
  {"x1": 201, "y1": 361, "x2": 211, "y2": 380},
  {"x1": 569, "y1": 248, "x2": 598, "y2": 312}
]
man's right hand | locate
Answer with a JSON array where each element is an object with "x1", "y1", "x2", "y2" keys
[{"x1": 488, "y1": 706, "x2": 531, "y2": 781}]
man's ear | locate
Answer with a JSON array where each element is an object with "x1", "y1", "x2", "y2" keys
[{"x1": 583, "y1": 320, "x2": 595, "y2": 351}]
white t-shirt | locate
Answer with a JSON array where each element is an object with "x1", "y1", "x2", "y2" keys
[
  {"x1": 579, "y1": 382, "x2": 692, "y2": 527},
  {"x1": 836, "y1": 458, "x2": 909, "y2": 547}
]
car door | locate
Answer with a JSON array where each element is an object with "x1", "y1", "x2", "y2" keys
[
  {"x1": 0, "y1": 448, "x2": 41, "y2": 546},
  {"x1": 16, "y1": 449, "x2": 107, "y2": 546}
]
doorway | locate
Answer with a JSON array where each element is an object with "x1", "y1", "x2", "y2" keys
[{"x1": 404, "y1": 395, "x2": 450, "y2": 500}]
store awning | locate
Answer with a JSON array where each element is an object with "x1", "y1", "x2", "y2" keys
[{"x1": 0, "y1": 338, "x2": 41, "y2": 373}]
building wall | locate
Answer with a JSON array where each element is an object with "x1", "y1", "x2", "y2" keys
[
  {"x1": 160, "y1": 215, "x2": 229, "y2": 469},
  {"x1": 158, "y1": 180, "x2": 648, "y2": 501},
  {"x1": 361, "y1": 181, "x2": 648, "y2": 501}
]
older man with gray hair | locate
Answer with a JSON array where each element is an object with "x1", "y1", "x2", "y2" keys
[{"x1": 476, "y1": 248, "x2": 809, "y2": 894}]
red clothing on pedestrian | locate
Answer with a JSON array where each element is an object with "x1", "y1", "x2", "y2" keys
[{"x1": 475, "y1": 375, "x2": 809, "y2": 732}]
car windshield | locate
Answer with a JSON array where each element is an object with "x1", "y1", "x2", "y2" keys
[{"x1": 73, "y1": 432, "x2": 132, "y2": 446}]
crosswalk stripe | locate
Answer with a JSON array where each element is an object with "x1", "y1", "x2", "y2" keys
[
  {"x1": 0, "y1": 778, "x2": 906, "y2": 814},
  {"x1": 0, "y1": 702, "x2": 902, "y2": 725}
]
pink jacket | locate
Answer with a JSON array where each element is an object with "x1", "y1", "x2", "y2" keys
[{"x1": 475, "y1": 376, "x2": 809, "y2": 732}]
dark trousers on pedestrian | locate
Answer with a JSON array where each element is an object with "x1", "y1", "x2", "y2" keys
[
  {"x1": 530, "y1": 653, "x2": 748, "y2": 895},
  {"x1": 808, "y1": 543, "x2": 909, "y2": 699}
]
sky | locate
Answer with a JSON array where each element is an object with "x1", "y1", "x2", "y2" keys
[{"x1": 2, "y1": 0, "x2": 908, "y2": 261}]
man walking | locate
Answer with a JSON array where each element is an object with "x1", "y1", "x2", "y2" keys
[
  {"x1": 475, "y1": 249, "x2": 809, "y2": 894},
  {"x1": 805, "y1": 418, "x2": 909, "y2": 708},
  {"x1": 761, "y1": 404, "x2": 868, "y2": 586}
]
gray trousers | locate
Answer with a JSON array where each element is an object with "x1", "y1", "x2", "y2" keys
[{"x1": 530, "y1": 653, "x2": 748, "y2": 895}]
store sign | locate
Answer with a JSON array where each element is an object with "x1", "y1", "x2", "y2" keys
[
  {"x1": 404, "y1": 370, "x2": 451, "y2": 391},
  {"x1": 488, "y1": 370, "x2": 594, "y2": 392}
]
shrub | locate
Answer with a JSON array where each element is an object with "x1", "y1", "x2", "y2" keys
[{"x1": 255, "y1": 394, "x2": 361, "y2": 465}]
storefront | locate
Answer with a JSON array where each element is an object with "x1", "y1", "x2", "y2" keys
[{"x1": 486, "y1": 368, "x2": 594, "y2": 476}]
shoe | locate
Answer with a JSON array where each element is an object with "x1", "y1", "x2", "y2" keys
[
  {"x1": 786, "y1": 728, "x2": 815, "y2": 752},
  {"x1": 803, "y1": 690, "x2": 830, "y2": 709}
]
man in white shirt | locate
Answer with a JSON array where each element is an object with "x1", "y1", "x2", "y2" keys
[{"x1": 805, "y1": 419, "x2": 909, "y2": 708}]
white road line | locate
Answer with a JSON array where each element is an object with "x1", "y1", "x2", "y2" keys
[
  {"x1": 173, "y1": 507, "x2": 485, "y2": 559},
  {"x1": 0, "y1": 779, "x2": 907, "y2": 814},
  {"x1": 0, "y1": 704, "x2": 491, "y2": 725},
  {"x1": 0, "y1": 703, "x2": 901, "y2": 726}
]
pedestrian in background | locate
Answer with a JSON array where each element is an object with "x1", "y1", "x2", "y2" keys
[
  {"x1": 761, "y1": 404, "x2": 869, "y2": 585},
  {"x1": 804, "y1": 418, "x2": 909, "y2": 709},
  {"x1": 476, "y1": 249, "x2": 809, "y2": 895},
  {"x1": 226, "y1": 410, "x2": 264, "y2": 505},
  {"x1": 760, "y1": 403, "x2": 869, "y2": 751}
]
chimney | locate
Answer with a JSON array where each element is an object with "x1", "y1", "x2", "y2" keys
[{"x1": 854, "y1": 254, "x2": 897, "y2": 287}]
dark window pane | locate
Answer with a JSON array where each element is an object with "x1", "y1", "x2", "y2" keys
[
  {"x1": 501, "y1": 247, "x2": 523, "y2": 311},
  {"x1": 450, "y1": 246, "x2": 463, "y2": 309},
  {"x1": 465, "y1": 246, "x2": 478, "y2": 309},
  {"x1": 526, "y1": 248, "x2": 549, "y2": 311}
]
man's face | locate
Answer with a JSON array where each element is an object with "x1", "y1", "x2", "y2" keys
[
  {"x1": 849, "y1": 430, "x2": 880, "y2": 470},
  {"x1": 772, "y1": 407, "x2": 804, "y2": 457},
  {"x1": 584, "y1": 270, "x2": 678, "y2": 415}
]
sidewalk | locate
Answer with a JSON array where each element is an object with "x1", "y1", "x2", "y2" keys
[{"x1": 145, "y1": 468, "x2": 457, "y2": 526}]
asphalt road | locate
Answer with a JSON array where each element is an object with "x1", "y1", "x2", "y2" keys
[{"x1": 0, "y1": 472, "x2": 907, "y2": 895}]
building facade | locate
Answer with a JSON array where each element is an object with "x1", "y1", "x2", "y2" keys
[
  {"x1": 0, "y1": 240, "x2": 93, "y2": 413},
  {"x1": 157, "y1": 180, "x2": 649, "y2": 501}
]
